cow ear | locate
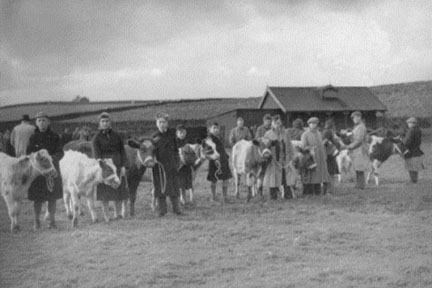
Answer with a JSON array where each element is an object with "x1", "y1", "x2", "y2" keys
[
  {"x1": 252, "y1": 139, "x2": 260, "y2": 146},
  {"x1": 127, "y1": 139, "x2": 140, "y2": 149}
]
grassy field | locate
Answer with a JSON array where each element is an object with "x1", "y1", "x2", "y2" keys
[{"x1": 1, "y1": 134, "x2": 432, "y2": 288}]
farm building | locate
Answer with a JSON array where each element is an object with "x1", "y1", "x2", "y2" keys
[
  {"x1": 259, "y1": 85, "x2": 387, "y2": 129},
  {"x1": 208, "y1": 85, "x2": 388, "y2": 146}
]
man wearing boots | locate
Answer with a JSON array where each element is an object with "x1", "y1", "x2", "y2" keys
[
  {"x1": 344, "y1": 111, "x2": 369, "y2": 189},
  {"x1": 152, "y1": 112, "x2": 183, "y2": 216}
]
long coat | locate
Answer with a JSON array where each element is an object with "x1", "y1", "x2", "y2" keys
[
  {"x1": 347, "y1": 122, "x2": 370, "y2": 171},
  {"x1": 207, "y1": 134, "x2": 232, "y2": 182},
  {"x1": 263, "y1": 128, "x2": 295, "y2": 188},
  {"x1": 27, "y1": 128, "x2": 63, "y2": 202},
  {"x1": 322, "y1": 129, "x2": 339, "y2": 176},
  {"x1": 403, "y1": 126, "x2": 424, "y2": 171},
  {"x1": 300, "y1": 128, "x2": 331, "y2": 184},
  {"x1": 152, "y1": 129, "x2": 180, "y2": 198},
  {"x1": 92, "y1": 129, "x2": 129, "y2": 201}
]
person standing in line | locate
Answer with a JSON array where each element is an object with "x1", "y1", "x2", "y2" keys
[
  {"x1": 255, "y1": 114, "x2": 272, "y2": 139},
  {"x1": 322, "y1": 119, "x2": 340, "y2": 194},
  {"x1": 175, "y1": 124, "x2": 193, "y2": 205},
  {"x1": 27, "y1": 112, "x2": 63, "y2": 230},
  {"x1": 151, "y1": 112, "x2": 183, "y2": 216},
  {"x1": 300, "y1": 117, "x2": 331, "y2": 195},
  {"x1": 263, "y1": 115, "x2": 295, "y2": 200},
  {"x1": 11, "y1": 114, "x2": 35, "y2": 157},
  {"x1": 92, "y1": 112, "x2": 129, "y2": 220},
  {"x1": 402, "y1": 117, "x2": 425, "y2": 183},
  {"x1": 229, "y1": 117, "x2": 252, "y2": 147},
  {"x1": 287, "y1": 118, "x2": 305, "y2": 141},
  {"x1": 206, "y1": 122, "x2": 232, "y2": 203},
  {"x1": 343, "y1": 111, "x2": 370, "y2": 189}
]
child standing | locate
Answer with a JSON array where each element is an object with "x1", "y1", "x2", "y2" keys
[
  {"x1": 176, "y1": 125, "x2": 193, "y2": 204},
  {"x1": 206, "y1": 122, "x2": 232, "y2": 203}
]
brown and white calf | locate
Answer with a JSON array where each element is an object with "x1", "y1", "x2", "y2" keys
[
  {"x1": 61, "y1": 150, "x2": 121, "y2": 227},
  {"x1": 0, "y1": 149, "x2": 57, "y2": 232},
  {"x1": 231, "y1": 139, "x2": 272, "y2": 202}
]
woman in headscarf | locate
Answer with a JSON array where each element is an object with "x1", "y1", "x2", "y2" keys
[
  {"x1": 300, "y1": 117, "x2": 331, "y2": 195},
  {"x1": 92, "y1": 112, "x2": 128, "y2": 220},
  {"x1": 402, "y1": 117, "x2": 424, "y2": 183}
]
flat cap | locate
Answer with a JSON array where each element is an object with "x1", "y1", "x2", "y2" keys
[
  {"x1": 406, "y1": 117, "x2": 418, "y2": 124},
  {"x1": 35, "y1": 111, "x2": 49, "y2": 119},
  {"x1": 351, "y1": 111, "x2": 362, "y2": 118},
  {"x1": 307, "y1": 117, "x2": 319, "y2": 124},
  {"x1": 21, "y1": 114, "x2": 30, "y2": 121},
  {"x1": 98, "y1": 112, "x2": 110, "y2": 120}
]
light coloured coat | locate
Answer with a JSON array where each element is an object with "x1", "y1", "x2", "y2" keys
[{"x1": 348, "y1": 122, "x2": 370, "y2": 171}]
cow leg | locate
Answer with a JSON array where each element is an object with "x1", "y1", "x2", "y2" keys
[
  {"x1": 234, "y1": 173, "x2": 240, "y2": 200},
  {"x1": 70, "y1": 192, "x2": 80, "y2": 228},
  {"x1": 121, "y1": 200, "x2": 127, "y2": 218},
  {"x1": 100, "y1": 201, "x2": 110, "y2": 223},
  {"x1": 63, "y1": 190, "x2": 73, "y2": 220},
  {"x1": 151, "y1": 188, "x2": 157, "y2": 211},
  {"x1": 189, "y1": 188, "x2": 194, "y2": 203},
  {"x1": 2, "y1": 190, "x2": 18, "y2": 232},
  {"x1": 113, "y1": 201, "x2": 123, "y2": 219},
  {"x1": 86, "y1": 196, "x2": 98, "y2": 223},
  {"x1": 47, "y1": 199, "x2": 57, "y2": 229},
  {"x1": 180, "y1": 189, "x2": 186, "y2": 205}
]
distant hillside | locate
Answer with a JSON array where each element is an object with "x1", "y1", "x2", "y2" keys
[{"x1": 370, "y1": 81, "x2": 432, "y2": 118}]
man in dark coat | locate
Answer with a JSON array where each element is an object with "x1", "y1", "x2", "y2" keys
[
  {"x1": 92, "y1": 112, "x2": 128, "y2": 220},
  {"x1": 27, "y1": 112, "x2": 63, "y2": 230},
  {"x1": 152, "y1": 112, "x2": 182, "y2": 217},
  {"x1": 403, "y1": 117, "x2": 424, "y2": 183}
]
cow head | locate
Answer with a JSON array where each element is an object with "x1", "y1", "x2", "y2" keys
[
  {"x1": 179, "y1": 143, "x2": 203, "y2": 167},
  {"x1": 98, "y1": 159, "x2": 121, "y2": 188},
  {"x1": 201, "y1": 137, "x2": 220, "y2": 160},
  {"x1": 127, "y1": 138, "x2": 156, "y2": 167},
  {"x1": 336, "y1": 129, "x2": 353, "y2": 145},
  {"x1": 293, "y1": 147, "x2": 317, "y2": 171},
  {"x1": 253, "y1": 138, "x2": 272, "y2": 162},
  {"x1": 30, "y1": 149, "x2": 58, "y2": 178}
]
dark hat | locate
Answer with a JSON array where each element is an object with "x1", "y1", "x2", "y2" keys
[
  {"x1": 21, "y1": 114, "x2": 30, "y2": 121},
  {"x1": 176, "y1": 124, "x2": 186, "y2": 131},
  {"x1": 98, "y1": 112, "x2": 110, "y2": 120},
  {"x1": 406, "y1": 117, "x2": 418, "y2": 124},
  {"x1": 155, "y1": 112, "x2": 169, "y2": 120},
  {"x1": 307, "y1": 117, "x2": 319, "y2": 124},
  {"x1": 351, "y1": 111, "x2": 362, "y2": 118},
  {"x1": 35, "y1": 111, "x2": 49, "y2": 119},
  {"x1": 263, "y1": 113, "x2": 271, "y2": 121}
]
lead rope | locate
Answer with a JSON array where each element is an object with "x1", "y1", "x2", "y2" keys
[
  {"x1": 214, "y1": 159, "x2": 222, "y2": 181},
  {"x1": 155, "y1": 160, "x2": 167, "y2": 194},
  {"x1": 46, "y1": 176, "x2": 55, "y2": 192}
]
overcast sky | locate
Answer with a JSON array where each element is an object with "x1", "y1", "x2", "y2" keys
[{"x1": 1, "y1": 0, "x2": 431, "y2": 106}]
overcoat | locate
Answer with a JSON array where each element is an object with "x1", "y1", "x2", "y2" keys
[
  {"x1": 403, "y1": 126, "x2": 424, "y2": 171},
  {"x1": 152, "y1": 129, "x2": 180, "y2": 198},
  {"x1": 92, "y1": 129, "x2": 129, "y2": 201},
  {"x1": 207, "y1": 134, "x2": 232, "y2": 182},
  {"x1": 262, "y1": 128, "x2": 295, "y2": 188},
  {"x1": 300, "y1": 128, "x2": 331, "y2": 184},
  {"x1": 348, "y1": 122, "x2": 370, "y2": 171},
  {"x1": 322, "y1": 129, "x2": 339, "y2": 176},
  {"x1": 27, "y1": 127, "x2": 63, "y2": 201}
]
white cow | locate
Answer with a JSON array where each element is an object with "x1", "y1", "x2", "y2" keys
[
  {"x1": 0, "y1": 150, "x2": 57, "y2": 232},
  {"x1": 60, "y1": 150, "x2": 121, "y2": 227},
  {"x1": 336, "y1": 149, "x2": 353, "y2": 183},
  {"x1": 231, "y1": 139, "x2": 272, "y2": 202}
]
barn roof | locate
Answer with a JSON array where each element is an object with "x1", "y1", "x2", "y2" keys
[{"x1": 259, "y1": 85, "x2": 387, "y2": 113}]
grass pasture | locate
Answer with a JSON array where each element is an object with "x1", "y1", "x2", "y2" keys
[{"x1": 1, "y1": 137, "x2": 432, "y2": 287}]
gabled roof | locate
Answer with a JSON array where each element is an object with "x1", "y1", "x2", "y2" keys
[{"x1": 259, "y1": 85, "x2": 387, "y2": 112}]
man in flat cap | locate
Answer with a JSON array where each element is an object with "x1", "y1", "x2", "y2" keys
[
  {"x1": 255, "y1": 114, "x2": 272, "y2": 139},
  {"x1": 229, "y1": 116, "x2": 252, "y2": 147},
  {"x1": 343, "y1": 111, "x2": 369, "y2": 189},
  {"x1": 300, "y1": 117, "x2": 330, "y2": 195},
  {"x1": 402, "y1": 117, "x2": 424, "y2": 183},
  {"x1": 27, "y1": 112, "x2": 64, "y2": 230},
  {"x1": 11, "y1": 114, "x2": 35, "y2": 157}
]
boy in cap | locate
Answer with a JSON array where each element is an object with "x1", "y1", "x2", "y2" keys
[
  {"x1": 229, "y1": 116, "x2": 252, "y2": 147},
  {"x1": 27, "y1": 112, "x2": 64, "y2": 230}
]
